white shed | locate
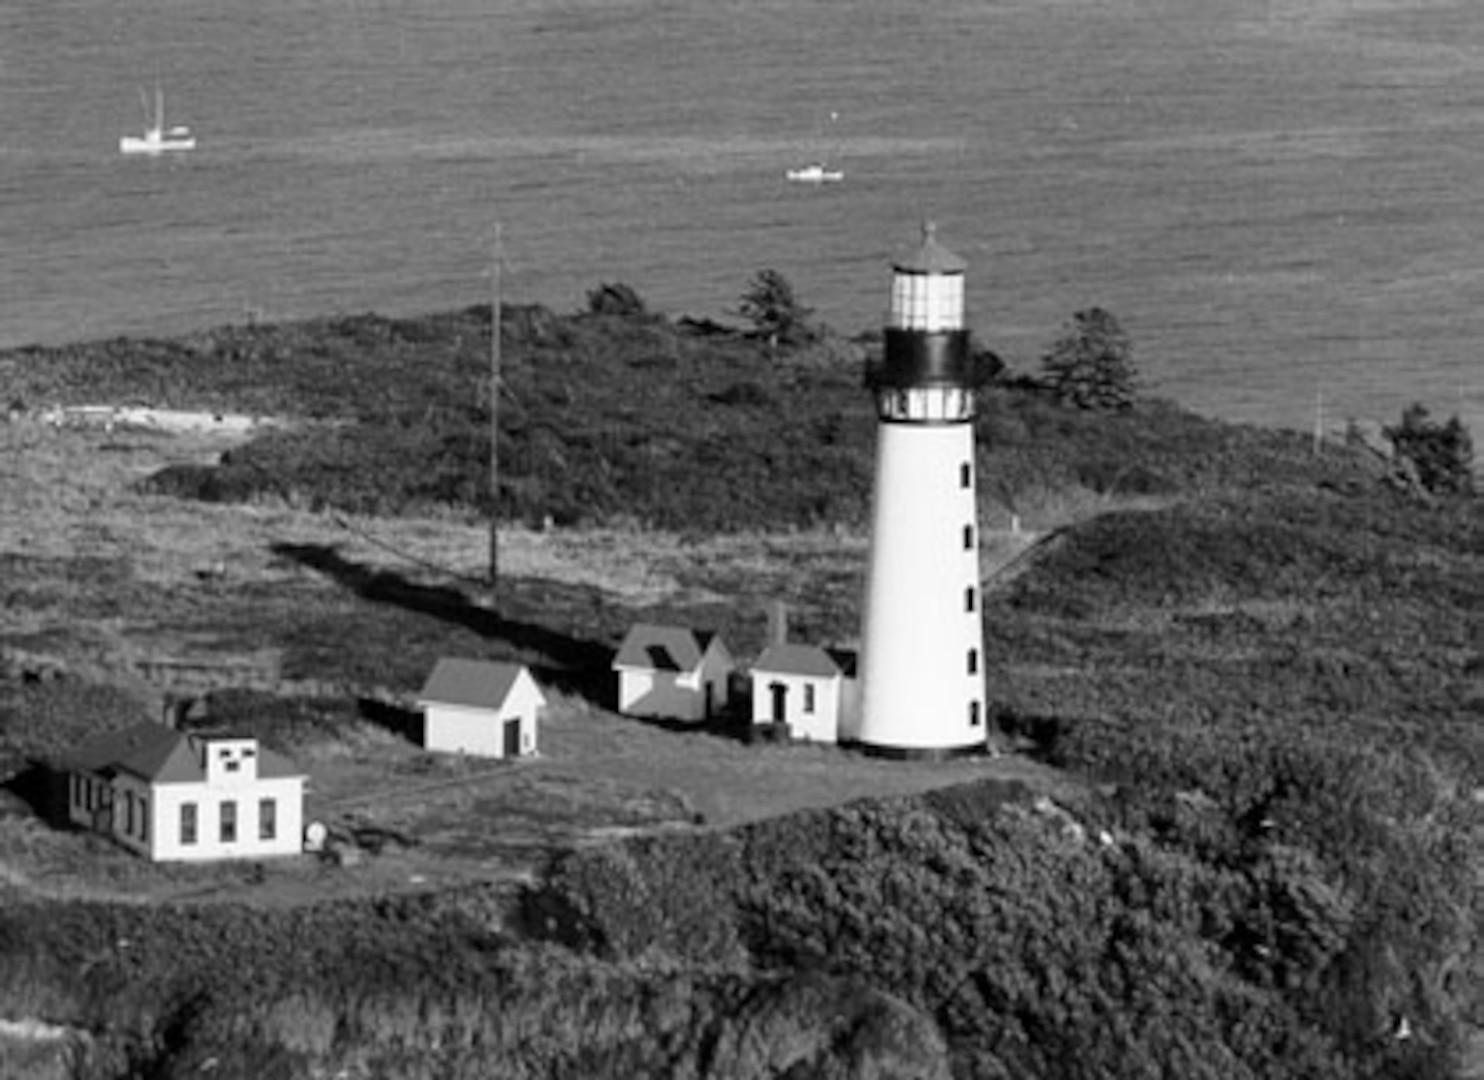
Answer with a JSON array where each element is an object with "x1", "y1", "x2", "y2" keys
[
  {"x1": 613, "y1": 624, "x2": 733, "y2": 721},
  {"x1": 416, "y1": 658, "x2": 544, "y2": 759},
  {"x1": 63, "y1": 721, "x2": 306, "y2": 862},
  {"x1": 751, "y1": 644, "x2": 859, "y2": 744}
]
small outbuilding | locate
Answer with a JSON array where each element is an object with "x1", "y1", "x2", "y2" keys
[
  {"x1": 750, "y1": 644, "x2": 859, "y2": 744},
  {"x1": 417, "y1": 658, "x2": 544, "y2": 759},
  {"x1": 62, "y1": 721, "x2": 306, "y2": 862},
  {"x1": 613, "y1": 623, "x2": 733, "y2": 721}
]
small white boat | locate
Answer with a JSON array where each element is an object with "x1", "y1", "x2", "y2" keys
[
  {"x1": 785, "y1": 162, "x2": 843, "y2": 184},
  {"x1": 120, "y1": 85, "x2": 195, "y2": 156}
]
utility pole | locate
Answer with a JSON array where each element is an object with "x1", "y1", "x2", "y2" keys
[
  {"x1": 1313, "y1": 386, "x2": 1324, "y2": 455},
  {"x1": 488, "y1": 223, "x2": 503, "y2": 594}
]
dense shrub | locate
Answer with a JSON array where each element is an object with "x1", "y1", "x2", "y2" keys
[{"x1": 1384, "y1": 403, "x2": 1476, "y2": 495}]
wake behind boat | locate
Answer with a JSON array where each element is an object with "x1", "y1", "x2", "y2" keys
[{"x1": 120, "y1": 85, "x2": 195, "y2": 156}]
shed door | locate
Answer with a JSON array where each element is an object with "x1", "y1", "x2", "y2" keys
[
  {"x1": 769, "y1": 682, "x2": 787, "y2": 725},
  {"x1": 503, "y1": 718, "x2": 522, "y2": 757}
]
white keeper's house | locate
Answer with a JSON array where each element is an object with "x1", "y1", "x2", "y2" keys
[
  {"x1": 613, "y1": 623, "x2": 733, "y2": 721},
  {"x1": 62, "y1": 721, "x2": 306, "y2": 862},
  {"x1": 416, "y1": 657, "x2": 544, "y2": 759}
]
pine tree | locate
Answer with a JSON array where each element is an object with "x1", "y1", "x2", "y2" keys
[
  {"x1": 739, "y1": 269, "x2": 816, "y2": 350},
  {"x1": 1040, "y1": 308, "x2": 1137, "y2": 410}
]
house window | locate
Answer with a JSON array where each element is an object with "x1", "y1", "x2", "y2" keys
[
  {"x1": 180, "y1": 803, "x2": 198, "y2": 845},
  {"x1": 803, "y1": 684, "x2": 816, "y2": 714},
  {"x1": 259, "y1": 798, "x2": 276, "y2": 841},
  {"x1": 962, "y1": 524, "x2": 974, "y2": 550},
  {"x1": 124, "y1": 791, "x2": 134, "y2": 835},
  {"x1": 220, "y1": 800, "x2": 237, "y2": 844},
  {"x1": 965, "y1": 586, "x2": 976, "y2": 613},
  {"x1": 139, "y1": 797, "x2": 149, "y2": 842},
  {"x1": 969, "y1": 701, "x2": 982, "y2": 727},
  {"x1": 225, "y1": 760, "x2": 240, "y2": 773},
  {"x1": 960, "y1": 462, "x2": 972, "y2": 489},
  {"x1": 967, "y1": 649, "x2": 979, "y2": 675}
]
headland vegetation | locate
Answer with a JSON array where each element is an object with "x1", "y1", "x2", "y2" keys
[{"x1": 0, "y1": 291, "x2": 1478, "y2": 1079}]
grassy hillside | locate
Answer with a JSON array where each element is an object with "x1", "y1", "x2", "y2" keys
[{"x1": 0, "y1": 308, "x2": 1477, "y2": 1079}]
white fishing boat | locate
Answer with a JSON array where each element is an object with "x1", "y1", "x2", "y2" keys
[
  {"x1": 785, "y1": 109, "x2": 843, "y2": 183},
  {"x1": 120, "y1": 85, "x2": 195, "y2": 156},
  {"x1": 785, "y1": 162, "x2": 844, "y2": 184}
]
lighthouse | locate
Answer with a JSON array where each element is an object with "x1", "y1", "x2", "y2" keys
[{"x1": 850, "y1": 223, "x2": 986, "y2": 756}]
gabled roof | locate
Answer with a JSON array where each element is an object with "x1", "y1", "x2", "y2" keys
[
  {"x1": 65, "y1": 721, "x2": 181, "y2": 776},
  {"x1": 754, "y1": 643, "x2": 854, "y2": 680},
  {"x1": 417, "y1": 658, "x2": 542, "y2": 710},
  {"x1": 613, "y1": 624, "x2": 723, "y2": 673},
  {"x1": 63, "y1": 722, "x2": 302, "y2": 784}
]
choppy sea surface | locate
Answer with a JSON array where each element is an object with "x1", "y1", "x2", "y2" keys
[{"x1": 4, "y1": 0, "x2": 1482, "y2": 435}]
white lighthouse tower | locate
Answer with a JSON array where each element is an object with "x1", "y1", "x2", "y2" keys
[{"x1": 850, "y1": 223, "x2": 986, "y2": 757}]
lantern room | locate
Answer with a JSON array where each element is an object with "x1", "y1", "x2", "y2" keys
[{"x1": 868, "y1": 222, "x2": 978, "y2": 422}]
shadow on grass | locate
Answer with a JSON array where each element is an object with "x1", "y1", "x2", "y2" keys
[
  {"x1": 270, "y1": 542, "x2": 617, "y2": 708},
  {"x1": 619, "y1": 708, "x2": 755, "y2": 746},
  {"x1": 1, "y1": 761, "x2": 67, "y2": 824},
  {"x1": 356, "y1": 695, "x2": 424, "y2": 744}
]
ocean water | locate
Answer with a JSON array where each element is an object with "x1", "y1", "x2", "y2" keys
[{"x1": 3, "y1": 0, "x2": 1482, "y2": 436}]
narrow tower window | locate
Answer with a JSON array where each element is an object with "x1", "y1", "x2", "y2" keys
[
  {"x1": 967, "y1": 649, "x2": 979, "y2": 675},
  {"x1": 962, "y1": 524, "x2": 974, "y2": 550},
  {"x1": 960, "y1": 462, "x2": 972, "y2": 489},
  {"x1": 969, "y1": 701, "x2": 982, "y2": 727},
  {"x1": 965, "y1": 586, "x2": 976, "y2": 613}
]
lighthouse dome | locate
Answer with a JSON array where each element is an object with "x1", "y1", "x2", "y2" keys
[{"x1": 892, "y1": 221, "x2": 967, "y2": 275}]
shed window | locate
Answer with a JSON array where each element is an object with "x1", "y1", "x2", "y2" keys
[
  {"x1": 180, "y1": 803, "x2": 198, "y2": 845},
  {"x1": 803, "y1": 684, "x2": 816, "y2": 714},
  {"x1": 220, "y1": 800, "x2": 237, "y2": 844},
  {"x1": 259, "y1": 798, "x2": 276, "y2": 841}
]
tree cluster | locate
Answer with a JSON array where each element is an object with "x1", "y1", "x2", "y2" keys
[{"x1": 1384, "y1": 402, "x2": 1475, "y2": 495}]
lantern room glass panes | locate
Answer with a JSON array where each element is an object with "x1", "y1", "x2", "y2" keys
[{"x1": 889, "y1": 272, "x2": 963, "y2": 332}]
